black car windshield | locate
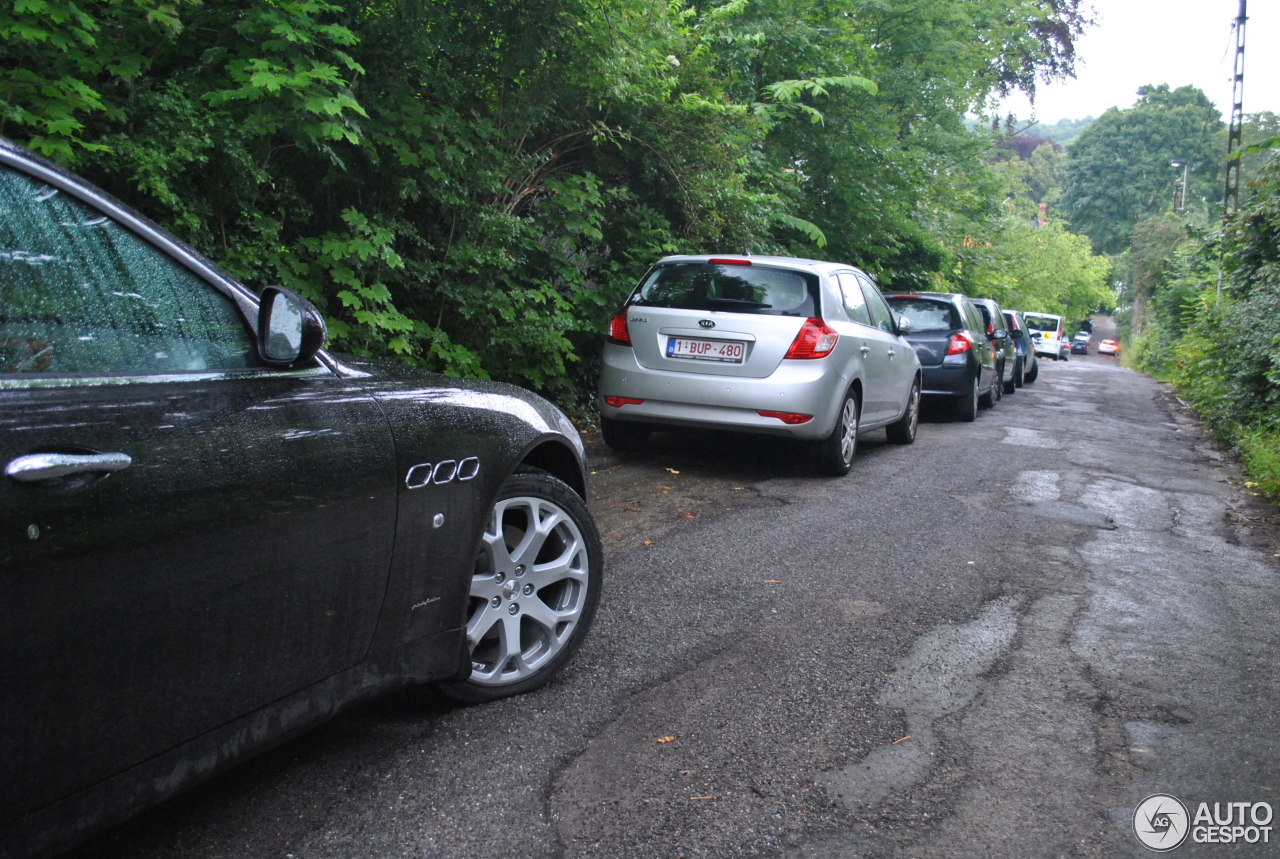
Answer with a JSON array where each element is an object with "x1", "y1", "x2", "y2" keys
[
  {"x1": 886, "y1": 297, "x2": 956, "y2": 332},
  {"x1": 630, "y1": 263, "x2": 819, "y2": 317}
]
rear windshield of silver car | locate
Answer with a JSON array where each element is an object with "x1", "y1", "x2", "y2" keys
[{"x1": 629, "y1": 263, "x2": 819, "y2": 317}]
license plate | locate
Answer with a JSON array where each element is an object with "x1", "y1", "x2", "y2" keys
[{"x1": 666, "y1": 336, "x2": 746, "y2": 364}]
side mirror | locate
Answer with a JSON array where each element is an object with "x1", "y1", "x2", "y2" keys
[
  {"x1": 896, "y1": 315, "x2": 912, "y2": 335},
  {"x1": 257, "y1": 286, "x2": 327, "y2": 367},
  {"x1": 1010, "y1": 329, "x2": 1024, "y2": 340},
  {"x1": 990, "y1": 328, "x2": 1008, "y2": 341}
]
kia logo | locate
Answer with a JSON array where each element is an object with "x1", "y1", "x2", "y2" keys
[{"x1": 699, "y1": 319, "x2": 716, "y2": 329}]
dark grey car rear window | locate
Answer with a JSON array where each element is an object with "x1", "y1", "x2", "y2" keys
[
  {"x1": 630, "y1": 263, "x2": 818, "y2": 317},
  {"x1": 886, "y1": 298, "x2": 956, "y2": 332}
]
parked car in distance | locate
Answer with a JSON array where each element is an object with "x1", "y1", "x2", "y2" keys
[
  {"x1": 1023, "y1": 311, "x2": 1067, "y2": 361},
  {"x1": 1098, "y1": 338, "x2": 1120, "y2": 356},
  {"x1": 0, "y1": 136, "x2": 604, "y2": 857},
  {"x1": 968, "y1": 297, "x2": 1017, "y2": 395},
  {"x1": 1071, "y1": 331, "x2": 1090, "y2": 354},
  {"x1": 1003, "y1": 309, "x2": 1038, "y2": 385},
  {"x1": 599, "y1": 255, "x2": 922, "y2": 475},
  {"x1": 886, "y1": 292, "x2": 1001, "y2": 421}
]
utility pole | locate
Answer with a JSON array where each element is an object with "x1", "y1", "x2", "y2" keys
[
  {"x1": 1224, "y1": 0, "x2": 1247, "y2": 217},
  {"x1": 1172, "y1": 160, "x2": 1189, "y2": 214}
]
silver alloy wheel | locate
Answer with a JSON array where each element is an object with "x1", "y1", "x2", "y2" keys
[
  {"x1": 837, "y1": 395, "x2": 858, "y2": 465},
  {"x1": 907, "y1": 384, "x2": 919, "y2": 435},
  {"x1": 465, "y1": 493, "x2": 591, "y2": 687}
]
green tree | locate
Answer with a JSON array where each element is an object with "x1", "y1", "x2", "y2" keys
[
  {"x1": 991, "y1": 139, "x2": 1065, "y2": 210},
  {"x1": 0, "y1": 0, "x2": 1093, "y2": 409},
  {"x1": 1060, "y1": 85, "x2": 1224, "y2": 255},
  {"x1": 1237, "y1": 111, "x2": 1280, "y2": 189},
  {"x1": 960, "y1": 214, "x2": 1112, "y2": 320}
]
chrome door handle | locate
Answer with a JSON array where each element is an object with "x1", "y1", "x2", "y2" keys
[
  {"x1": 860, "y1": 345, "x2": 871, "y2": 356},
  {"x1": 887, "y1": 349, "x2": 897, "y2": 359},
  {"x1": 6, "y1": 452, "x2": 133, "y2": 482}
]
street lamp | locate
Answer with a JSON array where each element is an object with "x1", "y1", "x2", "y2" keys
[{"x1": 1171, "y1": 159, "x2": 1190, "y2": 213}]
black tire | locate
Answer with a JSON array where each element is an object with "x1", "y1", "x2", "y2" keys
[
  {"x1": 439, "y1": 471, "x2": 602, "y2": 704},
  {"x1": 1013, "y1": 356, "x2": 1024, "y2": 388},
  {"x1": 814, "y1": 390, "x2": 859, "y2": 476},
  {"x1": 980, "y1": 366, "x2": 999, "y2": 408},
  {"x1": 1003, "y1": 358, "x2": 1018, "y2": 394},
  {"x1": 600, "y1": 417, "x2": 650, "y2": 452},
  {"x1": 1025, "y1": 360, "x2": 1039, "y2": 383},
  {"x1": 956, "y1": 374, "x2": 978, "y2": 422},
  {"x1": 886, "y1": 378, "x2": 920, "y2": 444}
]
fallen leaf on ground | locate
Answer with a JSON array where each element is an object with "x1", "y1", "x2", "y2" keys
[
  {"x1": 679, "y1": 510, "x2": 697, "y2": 519},
  {"x1": 891, "y1": 735, "x2": 912, "y2": 745},
  {"x1": 665, "y1": 467, "x2": 681, "y2": 474},
  {"x1": 763, "y1": 579, "x2": 782, "y2": 584},
  {"x1": 642, "y1": 540, "x2": 655, "y2": 546},
  {"x1": 656, "y1": 736, "x2": 677, "y2": 744}
]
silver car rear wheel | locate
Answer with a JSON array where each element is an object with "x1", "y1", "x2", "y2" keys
[
  {"x1": 814, "y1": 391, "x2": 859, "y2": 476},
  {"x1": 440, "y1": 471, "x2": 602, "y2": 703}
]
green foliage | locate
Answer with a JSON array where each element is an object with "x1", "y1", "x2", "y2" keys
[
  {"x1": 1237, "y1": 422, "x2": 1280, "y2": 502},
  {"x1": 1131, "y1": 151, "x2": 1280, "y2": 499},
  {"x1": 0, "y1": 0, "x2": 1093, "y2": 410},
  {"x1": 0, "y1": 0, "x2": 195, "y2": 162},
  {"x1": 1060, "y1": 85, "x2": 1224, "y2": 255},
  {"x1": 958, "y1": 212, "x2": 1112, "y2": 319}
]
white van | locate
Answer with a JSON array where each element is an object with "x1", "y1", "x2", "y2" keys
[{"x1": 1022, "y1": 312, "x2": 1066, "y2": 361}]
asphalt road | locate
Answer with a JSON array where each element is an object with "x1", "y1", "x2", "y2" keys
[{"x1": 73, "y1": 339, "x2": 1280, "y2": 858}]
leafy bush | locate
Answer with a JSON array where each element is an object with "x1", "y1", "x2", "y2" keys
[
  {"x1": 0, "y1": 0, "x2": 1096, "y2": 411},
  {"x1": 1133, "y1": 148, "x2": 1280, "y2": 499}
]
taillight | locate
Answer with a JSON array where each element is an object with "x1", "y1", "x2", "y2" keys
[
  {"x1": 946, "y1": 333, "x2": 973, "y2": 355},
  {"x1": 758, "y1": 411, "x2": 813, "y2": 425},
  {"x1": 607, "y1": 311, "x2": 632, "y2": 346},
  {"x1": 604, "y1": 396, "x2": 644, "y2": 408},
  {"x1": 784, "y1": 318, "x2": 839, "y2": 359}
]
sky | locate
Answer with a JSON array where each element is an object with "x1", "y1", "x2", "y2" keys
[{"x1": 997, "y1": 0, "x2": 1278, "y2": 124}]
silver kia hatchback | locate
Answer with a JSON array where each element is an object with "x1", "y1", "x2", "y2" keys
[{"x1": 599, "y1": 255, "x2": 922, "y2": 475}]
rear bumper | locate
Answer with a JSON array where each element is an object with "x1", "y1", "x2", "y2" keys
[
  {"x1": 919, "y1": 363, "x2": 974, "y2": 398},
  {"x1": 598, "y1": 343, "x2": 846, "y2": 440}
]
